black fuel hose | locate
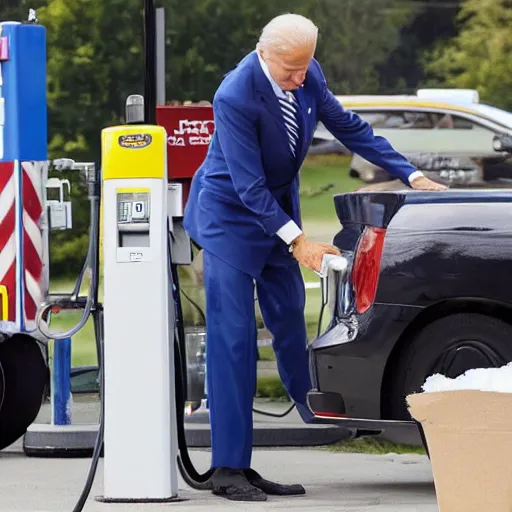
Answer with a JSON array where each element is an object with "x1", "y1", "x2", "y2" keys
[
  {"x1": 56, "y1": 195, "x2": 303, "y2": 506},
  {"x1": 167, "y1": 228, "x2": 215, "y2": 490},
  {"x1": 173, "y1": 260, "x2": 296, "y2": 421},
  {"x1": 72, "y1": 308, "x2": 104, "y2": 512},
  {"x1": 71, "y1": 172, "x2": 105, "y2": 512},
  {"x1": 70, "y1": 218, "x2": 297, "y2": 505},
  {"x1": 70, "y1": 217, "x2": 214, "y2": 512},
  {"x1": 34, "y1": 167, "x2": 106, "y2": 512},
  {"x1": 34, "y1": 165, "x2": 215, "y2": 506},
  {"x1": 70, "y1": 217, "x2": 215, "y2": 511}
]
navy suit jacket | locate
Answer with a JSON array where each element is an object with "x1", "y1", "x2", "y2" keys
[{"x1": 183, "y1": 50, "x2": 417, "y2": 278}]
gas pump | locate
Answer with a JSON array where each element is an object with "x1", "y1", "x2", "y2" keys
[
  {"x1": 99, "y1": 97, "x2": 180, "y2": 502},
  {"x1": 31, "y1": 92, "x2": 216, "y2": 509}
]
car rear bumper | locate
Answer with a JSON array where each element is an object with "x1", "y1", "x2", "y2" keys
[
  {"x1": 307, "y1": 390, "x2": 417, "y2": 435},
  {"x1": 308, "y1": 302, "x2": 423, "y2": 420}
]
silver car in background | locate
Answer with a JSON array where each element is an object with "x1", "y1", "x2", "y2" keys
[{"x1": 311, "y1": 89, "x2": 512, "y2": 187}]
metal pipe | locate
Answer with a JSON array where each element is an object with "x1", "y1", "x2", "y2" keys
[
  {"x1": 143, "y1": 0, "x2": 157, "y2": 124},
  {"x1": 156, "y1": 7, "x2": 166, "y2": 106},
  {"x1": 51, "y1": 337, "x2": 72, "y2": 426}
]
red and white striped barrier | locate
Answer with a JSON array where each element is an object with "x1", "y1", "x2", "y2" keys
[
  {"x1": 0, "y1": 161, "x2": 16, "y2": 331},
  {"x1": 0, "y1": 160, "x2": 48, "y2": 334}
]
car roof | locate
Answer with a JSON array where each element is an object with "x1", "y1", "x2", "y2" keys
[
  {"x1": 337, "y1": 97, "x2": 471, "y2": 111},
  {"x1": 334, "y1": 90, "x2": 512, "y2": 129}
]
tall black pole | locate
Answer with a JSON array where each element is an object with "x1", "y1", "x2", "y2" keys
[{"x1": 144, "y1": 0, "x2": 157, "y2": 124}]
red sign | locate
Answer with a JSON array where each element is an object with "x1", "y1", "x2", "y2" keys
[{"x1": 156, "y1": 105, "x2": 214, "y2": 181}]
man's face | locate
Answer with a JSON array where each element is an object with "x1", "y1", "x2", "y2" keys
[{"x1": 260, "y1": 43, "x2": 315, "y2": 91}]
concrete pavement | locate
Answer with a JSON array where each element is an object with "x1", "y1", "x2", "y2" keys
[
  {"x1": 5, "y1": 394, "x2": 433, "y2": 510},
  {"x1": 0, "y1": 441, "x2": 437, "y2": 511}
]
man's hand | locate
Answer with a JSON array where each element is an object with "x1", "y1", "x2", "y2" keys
[
  {"x1": 291, "y1": 234, "x2": 341, "y2": 273},
  {"x1": 410, "y1": 176, "x2": 448, "y2": 191}
]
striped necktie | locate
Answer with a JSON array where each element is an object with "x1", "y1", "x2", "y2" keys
[{"x1": 278, "y1": 91, "x2": 300, "y2": 157}]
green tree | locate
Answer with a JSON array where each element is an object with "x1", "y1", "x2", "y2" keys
[
  {"x1": 35, "y1": 0, "x2": 146, "y2": 276},
  {"x1": 0, "y1": 0, "x2": 30, "y2": 21},
  {"x1": 163, "y1": 0, "x2": 419, "y2": 99},
  {"x1": 38, "y1": 0, "x2": 145, "y2": 163},
  {"x1": 163, "y1": 0, "x2": 293, "y2": 101},
  {"x1": 298, "y1": 0, "x2": 418, "y2": 94},
  {"x1": 377, "y1": 0, "x2": 462, "y2": 94},
  {"x1": 424, "y1": 0, "x2": 512, "y2": 110}
]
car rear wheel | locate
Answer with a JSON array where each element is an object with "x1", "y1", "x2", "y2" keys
[
  {"x1": 387, "y1": 313, "x2": 512, "y2": 456},
  {"x1": 0, "y1": 335, "x2": 49, "y2": 450},
  {"x1": 387, "y1": 312, "x2": 512, "y2": 422}
]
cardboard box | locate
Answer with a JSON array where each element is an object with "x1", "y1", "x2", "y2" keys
[{"x1": 407, "y1": 389, "x2": 512, "y2": 512}]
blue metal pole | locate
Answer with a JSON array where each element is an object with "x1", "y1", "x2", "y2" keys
[{"x1": 51, "y1": 337, "x2": 72, "y2": 425}]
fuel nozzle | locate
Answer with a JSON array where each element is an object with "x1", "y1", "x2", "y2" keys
[
  {"x1": 51, "y1": 159, "x2": 99, "y2": 199},
  {"x1": 52, "y1": 158, "x2": 76, "y2": 171}
]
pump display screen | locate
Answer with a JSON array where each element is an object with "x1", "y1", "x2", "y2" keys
[
  {"x1": 117, "y1": 191, "x2": 150, "y2": 224},
  {"x1": 116, "y1": 189, "x2": 151, "y2": 249}
]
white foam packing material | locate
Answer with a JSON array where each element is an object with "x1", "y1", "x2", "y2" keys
[{"x1": 422, "y1": 362, "x2": 512, "y2": 394}]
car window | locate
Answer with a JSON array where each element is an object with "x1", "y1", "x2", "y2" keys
[
  {"x1": 433, "y1": 113, "x2": 473, "y2": 129},
  {"x1": 358, "y1": 110, "x2": 436, "y2": 129},
  {"x1": 452, "y1": 115, "x2": 474, "y2": 129},
  {"x1": 358, "y1": 109, "x2": 494, "y2": 133},
  {"x1": 402, "y1": 111, "x2": 436, "y2": 128},
  {"x1": 432, "y1": 113, "x2": 497, "y2": 134},
  {"x1": 358, "y1": 112, "x2": 391, "y2": 127}
]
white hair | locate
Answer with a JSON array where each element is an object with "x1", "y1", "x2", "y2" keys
[{"x1": 257, "y1": 14, "x2": 318, "y2": 55}]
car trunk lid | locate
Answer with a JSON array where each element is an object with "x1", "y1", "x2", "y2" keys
[
  {"x1": 321, "y1": 189, "x2": 512, "y2": 336},
  {"x1": 334, "y1": 188, "x2": 512, "y2": 228}
]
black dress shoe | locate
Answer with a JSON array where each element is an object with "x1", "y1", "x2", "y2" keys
[
  {"x1": 244, "y1": 468, "x2": 306, "y2": 496},
  {"x1": 211, "y1": 467, "x2": 267, "y2": 502}
]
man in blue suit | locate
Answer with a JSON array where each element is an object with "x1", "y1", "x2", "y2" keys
[{"x1": 183, "y1": 13, "x2": 446, "y2": 502}]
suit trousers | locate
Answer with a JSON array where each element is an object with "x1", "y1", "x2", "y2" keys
[{"x1": 203, "y1": 250, "x2": 313, "y2": 469}]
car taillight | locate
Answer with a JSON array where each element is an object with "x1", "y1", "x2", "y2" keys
[{"x1": 352, "y1": 226, "x2": 386, "y2": 314}]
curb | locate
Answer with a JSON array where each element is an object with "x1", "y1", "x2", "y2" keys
[{"x1": 23, "y1": 419, "x2": 351, "y2": 458}]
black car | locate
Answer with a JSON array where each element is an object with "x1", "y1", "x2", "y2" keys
[{"x1": 308, "y1": 188, "x2": 512, "y2": 444}]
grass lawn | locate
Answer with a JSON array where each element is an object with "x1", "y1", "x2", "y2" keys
[
  {"x1": 300, "y1": 154, "x2": 363, "y2": 243},
  {"x1": 48, "y1": 155, "x2": 361, "y2": 367},
  {"x1": 47, "y1": 277, "x2": 100, "y2": 367},
  {"x1": 48, "y1": 267, "x2": 325, "y2": 367},
  {"x1": 299, "y1": 154, "x2": 363, "y2": 220},
  {"x1": 328, "y1": 437, "x2": 426, "y2": 456}
]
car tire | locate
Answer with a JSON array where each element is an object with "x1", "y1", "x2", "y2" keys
[
  {"x1": 387, "y1": 313, "x2": 512, "y2": 456},
  {"x1": 388, "y1": 312, "x2": 512, "y2": 421},
  {"x1": 0, "y1": 335, "x2": 49, "y2": 450}
]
